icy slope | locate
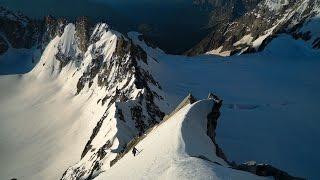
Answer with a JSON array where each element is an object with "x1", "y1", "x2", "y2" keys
[{"x1": 95, "y1": 98, "x2": 267, "y2": 180}]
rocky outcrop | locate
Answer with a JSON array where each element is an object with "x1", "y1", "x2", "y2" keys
[
  {"x1": 193, "y1": 0, "x2": 261, "y2": 28},
  {"x1": 75, "y1": 16, "x2": 90, "y2": 52},
  {"x1": 0, "y1": 35, "x2": 9, "y2": 54},
  {"x1": 206, "y1": 93, "x2": 229, "y2": 163},
  {"x1": 41, "y1": 15, "x2": 67, "y2": 48},
  {"x1": 0, "y1": 6, "x2": 42, "y2": 54},
  {"x1": 187, "y1": 0, "x2": 320, "y2": 56},
  {"x1": 233, "y1": 161, "x2": 305, "y2": 180}
]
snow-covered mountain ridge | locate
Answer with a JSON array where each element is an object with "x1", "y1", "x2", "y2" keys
[
  {"x1": 0, "y1": 5, "x2": 319, "y2": 180},
  {"x1": 187, "y1": 0, "x2": 320, "y2": 56},
  {"x1": 58, "y1": 24, "x2": 168, "y2": 180},
  {"x1": 94, "y1": 96, "x2": 262, "y2": 180}
]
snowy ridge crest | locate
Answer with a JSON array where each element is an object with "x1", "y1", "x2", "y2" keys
[
  {"x1": 94, "y1": 95, "x2": 231, "y2": 179},
  {"x1": 93, "y1": 94, "x2": 303, "y2": 180},
  {"x1": 34, "y1": 23, "x2": 168, "y2": 179}
]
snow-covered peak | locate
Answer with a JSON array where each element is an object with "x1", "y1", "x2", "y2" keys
[
  {"x1": 57, "y1": 24, "x2": 77, "y2": 58},
  {"x1": 32, "y1": 21, "x2": 168, "y2": 180},
  {"x1": 1, "y1": 16, "x2": 169, "y2": 179},
  {"x1": 31, "y1": 23, "x2": 82, "y2": 80}
]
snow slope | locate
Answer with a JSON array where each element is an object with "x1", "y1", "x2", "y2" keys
[
  {"x1": 132, "y1": 33, "x2": 320, "y2": 179},
  {"x1": 0, "y1": 74, "x2": 98, "y2": 180},
  {"x1": 95, "y1": 99, "x2": 267, "y2": 180}
]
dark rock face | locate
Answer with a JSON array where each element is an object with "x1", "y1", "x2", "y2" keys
[
  {"x1": 41, "y1": 15, "x2": 67, "y2": 48},
  {"x1": 187, "y1": 0, "x2": 320, "y2": 56},
  {"x1": 194, "y1": 0, "x2": 261, "y2": 28},
  {"x1": 206, "y1": 93, "x2": 229, "y2": 163},
  {"x1": 0, "y1": 6, "x2": 42, "y2": 52},
  {"x1": 234, "y1": 162, "x2": 305, "y2": 180},
  {"x1": 75, "y1": 16, "x2": 90, "y2": 52},
  {"x1": 81, "y1": 112, "x2": 109, "y2": 159},
  {"x1": 137, "y1": 34, "x2": 158, "y2": 49},
  {"x1": 0, "y1": 36, "x2": 9, "y2": 54}
]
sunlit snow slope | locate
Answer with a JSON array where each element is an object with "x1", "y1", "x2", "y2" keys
[
  {"x1": 0, "y1": 24, "x2": 102, "y2": 180},
  {"x1": 95, "y1": 99, "x2": 267, "y2": 180}
]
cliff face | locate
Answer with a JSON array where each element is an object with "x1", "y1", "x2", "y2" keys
[
  {"x1": 0, "y1": 6, "x2": 41, "y2": 51},
  {"x1": 187, "y1": 0, "x2": 320, "y2": 56}
]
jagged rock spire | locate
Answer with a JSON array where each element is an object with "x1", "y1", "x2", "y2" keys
[{"x1": 208, "y1": 92, "x2": 222, "y2": 104}]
